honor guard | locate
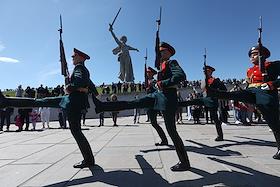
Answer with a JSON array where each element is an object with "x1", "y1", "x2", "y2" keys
[
  {"x1": 209, "y1": 45, "x2": 280, "y2": 160},
  {"x1": 92, "y1": 42, "x2": 191, "y2": 171},
  {"x1": 203, "y1": 65, "x2": 227, "y2": 141}
]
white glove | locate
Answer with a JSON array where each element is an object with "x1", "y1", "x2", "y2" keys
[
  {"x1": 155, "y1": 83, "x2": 160, "y2": 90},
  {"x1": 260, "y1": 83, "x2": 270, "y2": 90}
]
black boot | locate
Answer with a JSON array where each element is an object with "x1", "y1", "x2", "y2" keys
[
  {"x1": 273, "y1": 131, "x2": 280, "y2": 159},
  {"x1": 170, "y1": 162, "x2": 191, "y2": 172},
  {"x1": 73, "y1": 158, "x2": 95, "y2": 168},
  {"x1": 215, "y1": 122, "x2": 224, "y2": 141}
]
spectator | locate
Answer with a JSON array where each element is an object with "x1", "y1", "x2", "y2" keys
[
  {"x1": 110, "y1": 94, "x2": 119, "y2": 127},
  {"x1": 39, "y1": 107, "x2": 50, "y2": 129},
  {"x1": 30, "y1": 108, "x2": 40, "y2": 131}
]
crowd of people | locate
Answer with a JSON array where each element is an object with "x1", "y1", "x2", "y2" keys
[
  {"x1": 0, "y1": 84, "x2": 67, "y2": 132},
  {"x1": 99, "y1": 78, "x2": 245, "y2": 95},
  {"x1": 0, "y1": 78, "x2": 252, "y2": 132}
]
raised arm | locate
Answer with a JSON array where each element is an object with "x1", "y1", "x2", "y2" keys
[{"x1": 109, "y1": 25, "x2": 122, "y2": 46}]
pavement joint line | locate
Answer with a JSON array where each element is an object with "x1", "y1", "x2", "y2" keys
[
  {"x1": 0, "y1": 131, "x2": 78, "y2": 169},
  {"x1": 0, "y1": 130, "x2": 66, "y2": 149},
  {"x1": 0, "y1": 143, "x2": 56, "y2": 169},
  {"x1": 17, "y1": 144, "x2": 85, "y2": 187},
  {"x1": 149, "y1": 124, "x2": 167, "y2": 176}
]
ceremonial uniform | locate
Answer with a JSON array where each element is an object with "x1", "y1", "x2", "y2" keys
[
  {"x1": 178, "y1": 65, "x2": 227, "y2": 141},
  {"x1": 0, "y1": 48, "x2": 98, "y2": 167},
  {"x1": 93, "y1": 42, "x2": 190, "y2": 171},
  {"x1": 208, "y1": 46, "x2": 280, "y2": 159},
  {"x1": 205, "y1": 67, "x2": 227, "y2": 141}
]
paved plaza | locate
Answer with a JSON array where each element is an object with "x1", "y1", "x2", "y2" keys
[{"x1": 0, "y1": 114, "x2": 280, "y2": 187}]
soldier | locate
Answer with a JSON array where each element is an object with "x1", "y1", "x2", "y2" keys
[
  {"x1": 178, "y1": 65, "x2": 227, "y2": 141},
  {"x1": 63, "y1": 48, "x2": 96, "y2": 168},
  {"x1": 93, "y1": 42, "x2": 191, "y2": 171},
  {"x1": 0, "y1": 48, "x2": 98, "y2": 168},
  {"x1": 146, "y1": 66, "x2": 168, "y2": 146},
  {"x1": 202, "y1": 65, "x2": 227, "y2": 141},
  {"x1": 208, "y1": 45, "x2": 280, "y2": 159}
]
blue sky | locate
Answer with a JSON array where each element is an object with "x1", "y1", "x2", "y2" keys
[{"x1": 0, "y1": 0, "x2": 280, "y2": 90}]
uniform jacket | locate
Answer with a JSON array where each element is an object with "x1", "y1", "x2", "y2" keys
[{"x1": 60, "y1": 62, "x2": 96, "y2": 111}]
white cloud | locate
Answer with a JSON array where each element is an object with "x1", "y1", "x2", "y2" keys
[
  {"x1": 43, "y1": 69, "x2": 60, "y2": 76},
  {"x1": 0, "y1": 57, "x2": 20, "y2": 63},
  {"x1": 0, "y1": 43, "x2": 4, "y2": 52}
]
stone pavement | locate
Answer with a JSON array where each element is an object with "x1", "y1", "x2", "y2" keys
[{"x1": 0, "y1": 114, "x2": 280, "y2": 187}]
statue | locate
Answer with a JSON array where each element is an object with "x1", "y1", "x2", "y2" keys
[{"x1": 109, "y1": 25, "x2": 139, "y2": 82}]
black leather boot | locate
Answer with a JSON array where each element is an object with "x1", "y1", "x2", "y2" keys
[
  {"x1": 170, "y1": 162, "x2": 191, "y2": 172},
  {"x1": 273, "y1": 131, "x2": 280, "y2": 160}
]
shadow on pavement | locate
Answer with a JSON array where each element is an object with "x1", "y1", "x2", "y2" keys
[{"x1": 43, "y1": 155, "x2": 170, "y2": 187}]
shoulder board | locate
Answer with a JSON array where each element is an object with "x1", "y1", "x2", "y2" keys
[{"x1": 168, "y1": 60, "x2": 179, "y2": 66}]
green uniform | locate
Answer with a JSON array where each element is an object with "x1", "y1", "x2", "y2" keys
[
  {"x1": 179, "y1": 77, "x2": 227, "y2": 141},
  {"x1": 0, "y1": 62, "x2": 97, "y2": 164},
  {"x1": 65, "y1": 62, "x2": 94, "y2": 164},
  {"x1": 209, "y1": 60, "x2": 280, "y2": 159},
  {"x1": 94, "y1": 59, "x2": 190, "y2": 167}
]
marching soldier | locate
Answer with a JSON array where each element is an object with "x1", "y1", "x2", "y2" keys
[
  {"x1": 64, "y1": 48, "x2": 96, "y2": 168},
  {"x1": 93, "y1": 42, "x2": 191, "y2": 171},
  {"x1": 0, "y1": 48, "x2": 98, "y2": 168},
  {"x1": 202, "y1": 65, "x2": 227, "y2": 141},
  {"x1": 208, "y1": 45, "x2": 280, "y2": 159},
  {"x1": 178, "y1": 65, "x2": 227, "y2": 141}
]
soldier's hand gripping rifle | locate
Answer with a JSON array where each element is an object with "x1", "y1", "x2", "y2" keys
[
  {"x1": 154, "y1": 7, "x2": 162, "y2": 70},
  {"x1": 58, "y1": 15, "x2": 70, "y2": 85},
  {"x1": 258, "y1": 16, "x2": 267, "y2": 82}
]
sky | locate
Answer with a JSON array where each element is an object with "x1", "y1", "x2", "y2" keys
[{"x1": 1, "y1": 0, "x2": 280, "y2": 90}]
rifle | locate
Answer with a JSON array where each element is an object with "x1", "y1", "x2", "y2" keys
[
  {"x1": 154, "y1": 7, "x2": 162, "y2": 70},
  {"x1": 203, "y1": 48, "x2": 208, "y2": 91},
  {"x1": 109, "y1": 8, "x2": 122, "y2": 28},
  {"x1": 144, "y1": 48, "x2": 148, "y2": 88},
  {"x1": 58, "y1": 15, "x2": 70, "y2": 85},
  {"x1": 257, "y1": 16, "x2": 267, "y2": 81}
]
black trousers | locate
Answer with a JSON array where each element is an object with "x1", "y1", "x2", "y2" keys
[
  {"x1": 209, "y1": 108, "x2": 223, "y2": 138},
  {"x1": 211, "y1": 89, "x2": 280, "y2": 132},
  {"x1": 98, "y1": 91, "x2": 190, "y2": 165},
  {"x1": 147, "y1": 109, "x2": 168, "y2": 143},
  {"x1": 163, "y1": 90, "x2": 190, "y2": 165},
  {"x1": 179, "y1": 98, "x2": 223, "y2": 138},
  {"x1": 0, "y1": 111, "x2": 10, "y2": 130},
  {"x1": 67, "y1": 108, "x2": 94, "y2": 163}
]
